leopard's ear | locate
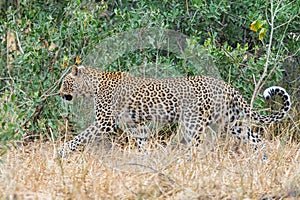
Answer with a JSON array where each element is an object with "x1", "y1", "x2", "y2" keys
[{"x1": 71, "y1": 65, "x2": 84, "y2": 76}]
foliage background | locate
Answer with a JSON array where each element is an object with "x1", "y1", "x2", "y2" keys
[{"x1": 0, "y1": 0, "x2": 299, "y2": 153}]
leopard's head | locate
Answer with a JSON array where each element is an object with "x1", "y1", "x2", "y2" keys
[{"x1": 59, "y1": 65, "x2": 88, "y2": 102}]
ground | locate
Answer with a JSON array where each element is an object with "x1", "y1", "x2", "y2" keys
[{"x1": 0, "y1": 136, "x2": 299, "y2": 199}]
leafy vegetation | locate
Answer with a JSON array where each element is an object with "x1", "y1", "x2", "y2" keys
[{"x1": 0, "y1": 0, "x2": 299, "y2": 152}]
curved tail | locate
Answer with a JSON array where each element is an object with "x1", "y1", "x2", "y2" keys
[{"x1": 254, "y1": 86, "x2": 291, "y2": 123}]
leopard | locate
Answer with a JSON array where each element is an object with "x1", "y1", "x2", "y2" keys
[{"x1": 58, "y1": 65, "x2": 291, "y2": 158}]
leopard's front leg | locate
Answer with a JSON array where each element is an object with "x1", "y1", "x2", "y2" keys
[
  {"x1": 58, "y1": 124, "x2": 98, "y2": 157},
  {"x1": 57, "y1": 120, "x2": 114, "y2": 158}
]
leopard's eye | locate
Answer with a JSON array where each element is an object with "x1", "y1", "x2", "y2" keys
[{"x1": 63, "y1": 94, "x2": 73, "y2": 101}]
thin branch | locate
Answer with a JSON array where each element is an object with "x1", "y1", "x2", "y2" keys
[
  {"x1": 221, "y1": 46, "x2": 250, "y2": 69},
  {"x1": 15, "y1": 31, "x2": 24, "y2": 54},
  {"x1": 275, "y1": 19, "x2": 291, "y2": 61},
  {"x1": 265, "y1": 6, "x2": 271, "y2": 26},
  {"x1": 250, "y1": 0, "x2": 276, "y2": 109},
  {"x1": 275, "y1": 14, "x2": 299, "y2": 30},
  {"x1": 274, "y1": 0, "x2": 283, "y2": 16},
  {"x1": 41, "y1": 66, "x2": 71, "y2": 99},
  {"x1": 16, "y1": 67, "x2": 71, "y2": 135},
  {"x1": 275, "y1": 0, "x2": 296, "y2": 14},
  {"x1": 0, "y1": 77, "x2": 17, "y2": 80},
  {"x1": 260, "y1": 4, "x2": 299, "y2": 91},
  {"x1": 263, "y1": 47, "x2": 300, "y2": 88}
]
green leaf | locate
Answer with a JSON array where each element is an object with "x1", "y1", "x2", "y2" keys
[
  {"x1": 3, "y1": 103, "x2": 8, "y2": 113},
  {"x1": 259, "y1": 28, "x2": 267, "y2": 41},
  {"x1": 250, "y1": 19, "x2": 266, "y2": 32},
  {"x1": 11, "y1": 94, "x2": 16, "y2": 102}
]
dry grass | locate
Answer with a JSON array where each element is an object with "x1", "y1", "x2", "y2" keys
[{"x1": 0, "y1": 136, "x2": 299, "y2": 200}]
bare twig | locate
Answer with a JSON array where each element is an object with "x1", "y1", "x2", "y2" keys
[
  {"x1": 250, "y1": 0, "x2": 277, "y2": 109},
  {"x1": 262, "y1": 52, "x2": 296, "y2": 90},
  {"x1": 252, "y1": 0, "x2": 299, "y2": 102},
  {"x1": 15, "y1": 31, "x2": 24, "y2": 54},
  {"x1": 274, "y1": 14, "x2": 298, "y2": 30},
  {"x1": 17, "y1": 67, "x2": 72, "y2": 134},
  {"x1": 41, "y1": 67, "x2": 71, "y2": 99}
]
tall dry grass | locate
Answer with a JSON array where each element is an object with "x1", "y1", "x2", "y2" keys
[{"x1": 0, "y1": 134, "x2": 299, "y2": 200}]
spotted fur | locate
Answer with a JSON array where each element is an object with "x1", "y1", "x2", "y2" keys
[{"x1": 58, "y1": 65, "x2": 291, "y2": 157}]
